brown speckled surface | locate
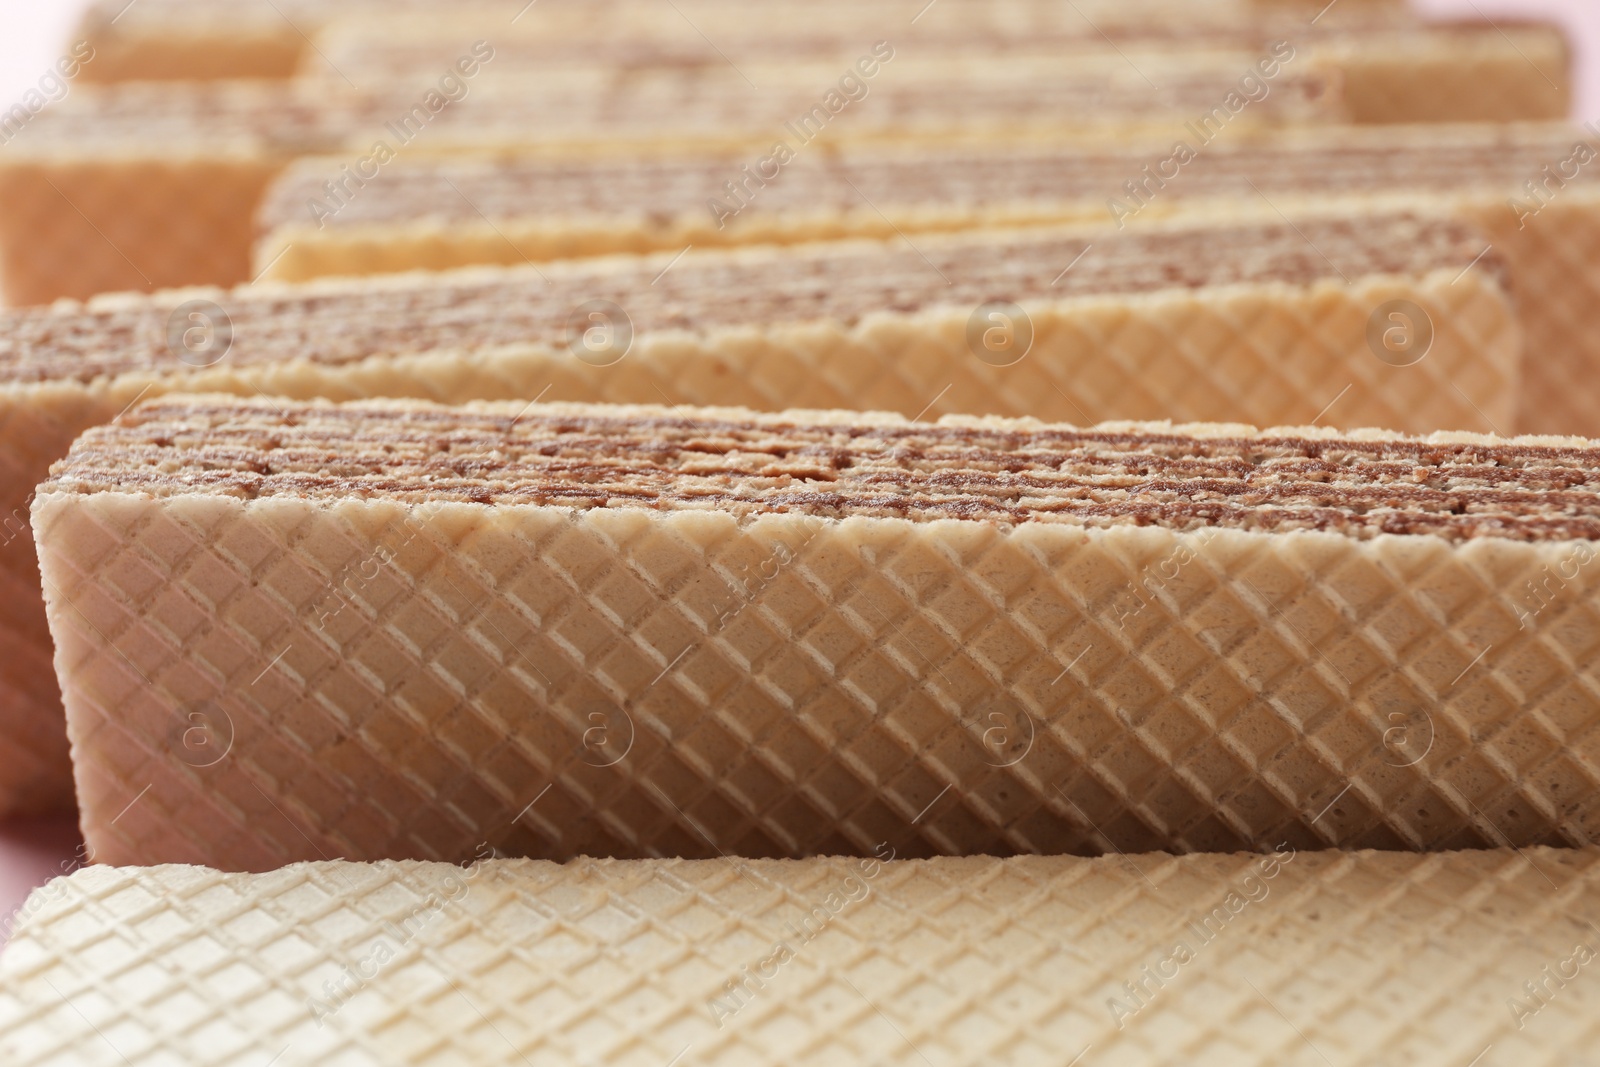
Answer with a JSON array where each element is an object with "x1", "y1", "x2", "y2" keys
[
  {"x1": 1, "y1": 214, "x2": 1496, "y2": 386},
  {"x1": 46, "y1": 397, "x2": 1600, "y2": 542}
]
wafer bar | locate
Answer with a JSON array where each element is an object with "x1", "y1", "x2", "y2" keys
[
  {"x1": 73, "y1": 0, "x2": 1406, "y2": 82},
  {"x1": 34, "y1": 395, "x2": 1600, "y2": 868},
  {"x1": 317, "y1": 20, "x2": 1566, "y2": 126},
  {"x1": 70, "y1": 0, "x2": 643, "y2": 82},
  {"x1": 257, "y1": 125, "x2": 1580, "y2": 279},
  {"x1": 0, "y1": 212, "x2": 1517, "y2": 815},
  {"x1": 1306, "y1": 22, "x2": 1567, "y2": 123},
  {"x1": 0, "y1": 81, "x2": 366, "y2": 305},
  {"x1": 309, "y1": 3, "x2": 1416, "y2": 73},
  {"x1": 253, "y1": 123, "x2": 1600, "y2": 440},
  {"x1": 1, "y1": 849, "x2": 1594, "y2": 1065},
  {"x1": 0, "y1": 54, "x2": 1343, "y2": 305}
]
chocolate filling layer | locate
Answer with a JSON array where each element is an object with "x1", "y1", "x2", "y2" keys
[
  {"x1": 44, "y1": 398, "x2": 1600, "y2": 544},
  {"x1": 0, "y1": 213, "x2": 1494, "y2": 386}
]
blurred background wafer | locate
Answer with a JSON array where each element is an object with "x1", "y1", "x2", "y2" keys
[
  {"x1": 253, "y1": 123, "x2": 1579, "y2": 282},
  {"x1": 66, "y1": 0, "x2": 1417, "y2": 84},
  {"x1": 0, "y1": 0, "x2": 1570, "y2": 306},
  {"x1": 308, "y1": 10, "x2": 1567, "y2": 125},
  {"x1": 0, "y1": 53, "x2": 1349, "y2": 305}
]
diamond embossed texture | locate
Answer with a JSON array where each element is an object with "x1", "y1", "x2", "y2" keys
[{"x1": 0, "y1": 849, "x2": 1597, "y2": 1065}]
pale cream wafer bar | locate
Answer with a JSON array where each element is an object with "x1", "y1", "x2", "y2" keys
[
  {"x1": 0, "y1": 54, "x2": 1342, "y2": 306},
  {"x1": 317, "y1": 20, "x2": 1567, "y2": 126},
  {"x1": 1, "y1": 848, "x2": 1595, "y2": 1065},
  {"x1": 1302, "y1": 22, "x2": 1568, "y2": 124},
  {"x1": 307, "y1": 5, "x2": 1418, "y2": 74},
  {"x1": 34, "y1": 396, "x2": 1600, "y2": 869},
  {"x1": 71, "y1": 0, "x2": 1406, "y2": 82},
  {"x1": 0, "y1": 212, "x2": 1518, "y2": 815},
  {"x1": 322, "y1": 4, "x2": 1416, "y2": 77},
  {"x1": 253, "y1": 122, "x2": 1600, "y2": 441},
  {"x1": 0, "y1": 80, "x2": 370, "y2": 306},
  {"x1": 320, "y1": 0, "x2": 1418, "y2": 47},
  {"x1": 69, "y1": 0, "x2": 637, "y2": 82},
  {"x1": 257, "y1": 124, "x2": 1586, "y2": 281}
]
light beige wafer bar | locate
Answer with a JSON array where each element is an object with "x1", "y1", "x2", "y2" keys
[
  {"x1": 9, "y1": 19, "x2": 1572, "y2": 306},
  {"x1": 34, "y1": 396, "x2": 1600, "y2": 869},
  {"x1": 0, "y1": 213, "x2": 1517, "y2": 815},
  {"x1": 72, "y1": 0, "x2": 1406, "y2": 82},
  {"x1": 251, "y1": 122, "x2": 1600, "y2": 439},
  {"x1": 316, "y1": 21, "x2": 1568, "y2": 126},
  {"x1": 1, "y1": 849, "x2": 1595, "y2": 1065},
  {"x1": 257, "y1": 125, "x2": 1581, "y2": 280},
  {"x1": 0, "y1": 81, "x2": 366, "y2": 306},
  {"x1": 0, "y1": 53, "x2": 1344, "y2": 306},
  {"x1": 307, "y1": 5, "x2": 1418, "y2": 70},
  {"x1": 1303, "y1": 22, "x2": 1568, "y2": 123},
  {"x1": 69, "y1": 0, "x2": 661, "y2": 82}
]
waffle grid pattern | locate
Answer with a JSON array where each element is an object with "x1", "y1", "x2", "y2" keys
[
  {"x1": 32, "y1": 463, "x2": 1600, "y2": 871},
  {"x1": 1462, "y1": 188, "x2": 1600, "y2": 439},
  {"x1": 371, "y1": 272, "x2": 1516, "y2": 436},
  {"x1": 1, "y1": 849, "x2": 1598, "y2": 1065},
  {"x1": 0, "y1": 162, "x2": 274, "y2": 306},
  {"x1": 0, "y1": 384, "x2": 124, "y2": 813}
]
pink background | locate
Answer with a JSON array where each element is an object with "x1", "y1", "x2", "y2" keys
[{"x1": 0, "y1": 0, "x2": 1595, "y2": 939}]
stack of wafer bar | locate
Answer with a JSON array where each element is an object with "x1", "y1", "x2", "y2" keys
[
  {"x1": 3, "y1": 850, "x2": 1597, "y2": 1065},
  {"x1": 0, "y1": 56, "x2": 1345, "y2": 305},
  {"x1": 32, "y1": 395, "x2": 1600, "y2": 868},
  {"x1": 0, "y1": 3, "x2": 1570, "y2": 305},
  {"x1": 250, "y1": 122, "x2": 1600, "y2": 443},
  {"x1": 6, "y1": 0, "x2": 1599, "y2": 1063},
  {"x1": 0, "y1": 211, "x2": 1518, "y2": 814}
]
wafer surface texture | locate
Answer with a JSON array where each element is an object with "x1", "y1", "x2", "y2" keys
[
  {"x1": 0, "y1": 849, "x2": 1597, "y2": 1065},
  {"x1": 30, "y1": 397, "x2": 1600, "y2": 869}
]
